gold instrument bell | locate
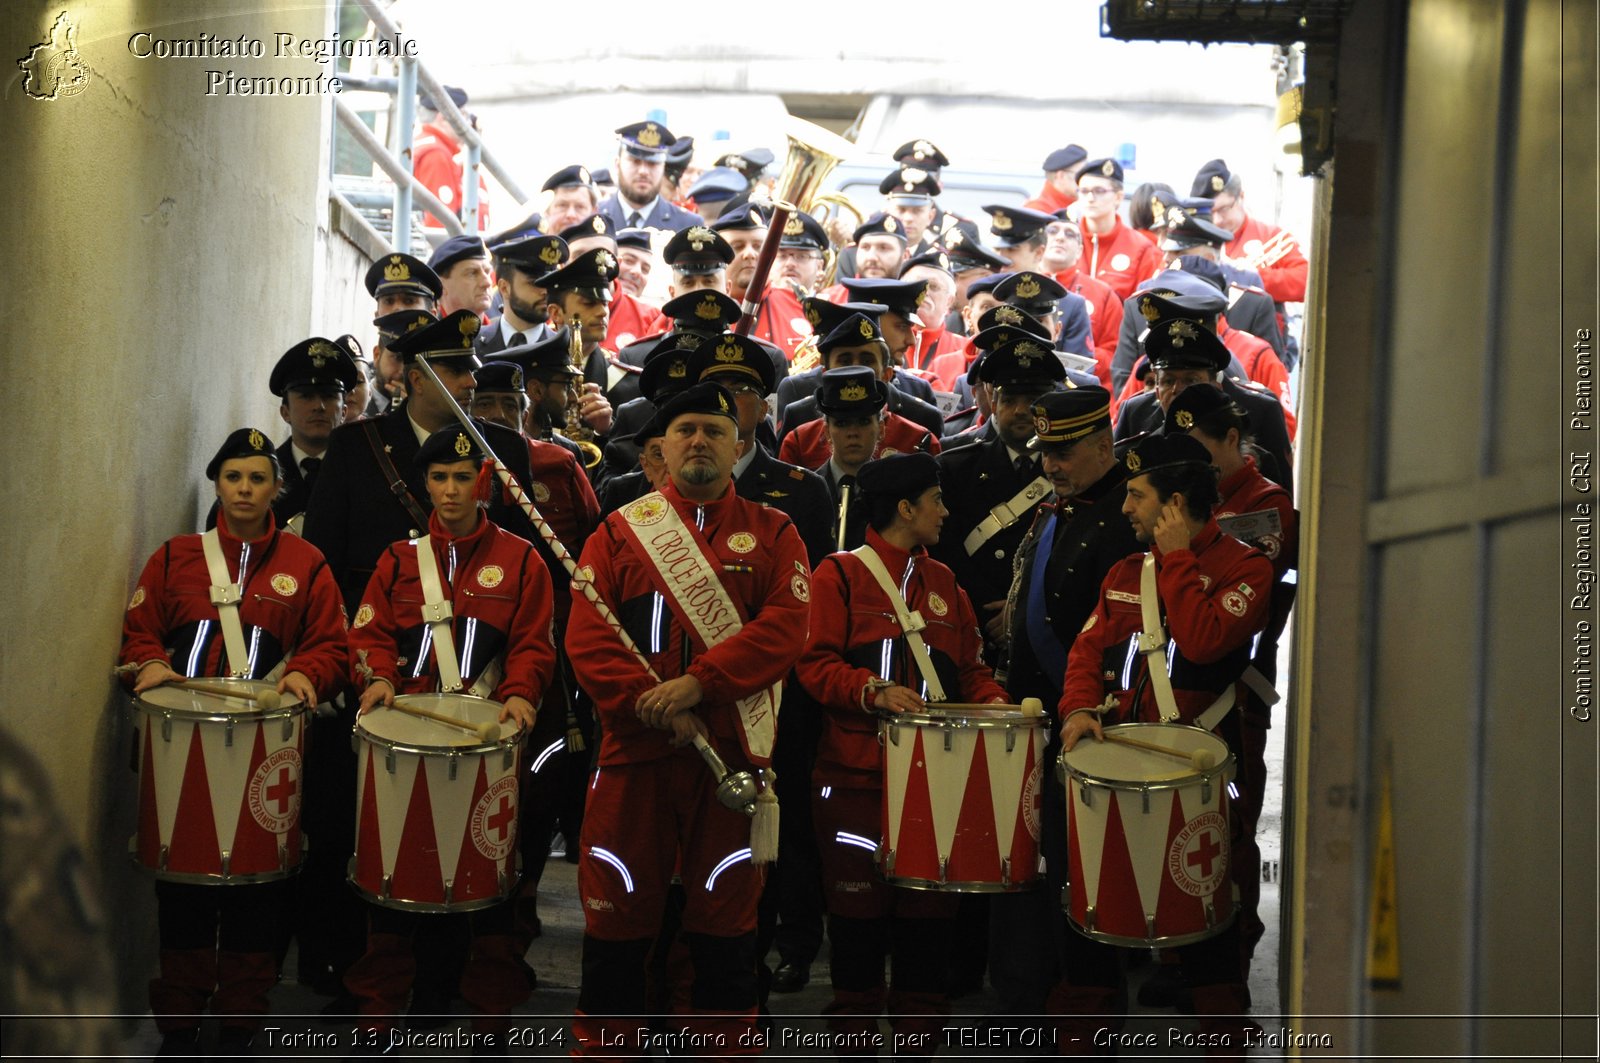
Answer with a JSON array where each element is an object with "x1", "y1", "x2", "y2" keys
[
  {"x1": 563, "y1": 320, "x2": 603, "y2": 470},
  {"x1": 769, "y1": 117, "x2": 865, "y2": 290}
]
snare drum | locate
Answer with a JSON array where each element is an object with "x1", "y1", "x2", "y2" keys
[
  {"x1": 878, "y1": 706, "x2": 1047, "y2": 892},
  {"x1": 350, "y1": 693, "x2": 520, "y2": 911},
  {"x1": 130, "y1": 679, "x2": 308, "y2": 883},
  {"x1": 1059, "y1": 723, "x2": 1235, "y2": 947}
]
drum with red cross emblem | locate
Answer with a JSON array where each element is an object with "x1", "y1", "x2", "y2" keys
[
  {"x1": 131, "y1": 679, "x2": 309, "y2": 883},
  {"x1": 1059, "y1": 722, "x2": 1235, "y2": 946},
  {"x1": 349, "y1": 693, "x2": 521, "y2": 911},
  {"x1": 878, "y1": 706, "x2": 1047, "y2": 892}
]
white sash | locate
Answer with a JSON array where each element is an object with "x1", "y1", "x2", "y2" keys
[
  {"x1": 850, "y1": 546, "x2": 949, "y2": 704},
  {"x1": 413, "y1": 534, "x2": 465, "y2": 694},
  {"x1": 1139, "y1": 553, "x2": 1235, "y2": 729},
  {"x1": 200, "y1": 529, "x2": 251, "y2": 678},
  {"x1": 963, "y1": 476, "x2": 1052, "y2": 556},
  {"x1": 621, "y1": 493, "x2": 779, "y2": 761}
]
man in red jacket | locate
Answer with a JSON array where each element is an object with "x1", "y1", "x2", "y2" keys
[
  {"x1": 1191, "y1": 158, "x2": 1308, "y2": 307},
  {"x1": 1045, "y1": 218, "x2": 1122, "y2": 385},
  {"x1": 1055, "y1": 432, "x2": 1273, "y2": 1056},
  {"x1": 567, "y1": 381, "x2": 811, "y2": 1055},
  {"x1": 412, "y1": 87, "x2": 488, "y2": 231},
  {"x1": 1076, "y1": 157, "x2": 1162, "y2": 301}
]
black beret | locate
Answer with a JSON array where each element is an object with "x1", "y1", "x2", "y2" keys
[
  {"x1": 1042, "y1": 144, "x2": 1087, "y2": 172},
  {"x1": 385, "y1": 309, "x2": 484, "y2": 367},
  {"x1": 817, "y1": 312, "x2": 888, "y2": 356},
  {"x1": 1123, "y1": 432, "x2": 1214, "y2": 478},
  {"x1": 1077, "y1": 157, "x2": 1125, "y2": 185},
  {"x1": 540, "y1": 247, "x2": 617, "y2": 298},
  {"x1": 892, "y1": 139, "x2": 950, "y2": 168},
  {"x1": 428, "y1": 235, "x2": 489, "y2": 275},
  {"x1": 1143, "y1": 318, "x2": 1230, "y2": 372},
  {"x1": 616, "y1": 228, "x2": 654, "y2": 253},
  {"x1": 473, "y1": 360, "x2": 526, "y2": 393},
  {"x1": 1163, "y1": 382, "x2": 1239, "y2": 435},
  {"x1": 374, "y1": 308, "x2": 436, "y2": 343},
  {"x1": 816, "y1": 365, "x2": 888, "y2": 416},
  {"x1": 853, "y1": 211, "x2": 908, "y2": 244},
  {"x1": 542, "y1": 164, "x2": 594, "y2": 192},
  {"x1": 655, "y1": 379, "x2": 739, "y2": 429},
  {"x1": 662, "y1": 224, "x2": 735, "y2": 274},
  {"x1": 1028, "y1": 387, "x2": 1111, "y2": 452},
  {"x1": 206, "y1": 427, "x2": 280, "y2": 481},
  {"x1": 856, "y1": 452, "x2": 940, "y2": 504},
  {"x1": 414, "y1": 426, "x2": 485, "y2": 469},
  {"x1": 662, "y1": 289, "x2": 742, "y2": 332},
  {"x1": 270, "y1": 338, "x2": 360, "y2": 396},
  {"x1": 365, "y1": 252, "x2": 442, "y2": 301},
  {"x1": 1190, "y1": 158, "x2": 1233, "y2": 199},
  {"x1": 490, "y1": 233, "x2": 568, "y2": 278},
  {"x1": 898, "y1": 249, "x2": 953, "y2": 278},
  {"x1": 710, "y1": 201, "x2": 769, "y2": 232},
  {"x1": 615, "y1": 120, "x2": 677, "y2": 160}
]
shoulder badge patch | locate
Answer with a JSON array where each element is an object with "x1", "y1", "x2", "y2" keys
[
  {"x1": 1081, "y1": 613, "x2": 1097, "y2": 632},
  {"x1": 533, "y1": 482, "x2": 551, "y2": 503},
  {"x1": 128, "y1": 587, "x2": 146, "y2": 611},
  {"x1": 925, "y1": 592, "x2": 948, "y2": 617},
  {"x1": 1221, "y1": 590, "x2": 1247, "y2": 617},
  {"x1": 790, "y1": 573, "x2": 810, "y2": 603},
  {"x1": 353, "y1": 603, "x2": 375, "y2": 628}
]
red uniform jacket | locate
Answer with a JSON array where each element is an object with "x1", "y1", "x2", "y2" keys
[
  {"x1": 1055, "y1": 264, "x2": 1124, "y2": 386},
  {"x1": 814, "y1": 282, "x2": 850, "y2": 306},
  {"x1": 524, "y1": 436, "x2": 600, "y2": 625},
  {"x1": 412, "y1": 119, "x2": 489, "y2": 231},
  {"x1": 1219, "y1": 322, "x2": 1296, "y2": 440},
  {"x1": 605, "y1": 285, "x2": 667, "y2": 351},
  {"x1": 1215, "y1": 458, "x2": 1298, "y2": 578},
  {"x1": 349, "y1": 512, "x2": 556, "y2": 706},
  {"x1": 1225, "y1": 214, "x2": 1307, "y2": 305},
  {"x1": 748, "y1": 284, "x2": 813, "y2": 360},
  {"x1": 908, "y1": 325, "x2": 967, "y2": 374},
  {"x1": 1078, "y1": 217, "x2": 1163, "y2": 302},
  {"x1": 120, "y1": 514, "x2": 348, "y2": 699},
  {"x1": 566, "y1": 481, "x2": 811, "y2": 766},
  {"x1": 799, "y1": 528, "x2": 1008, "y2": 785},
  {"x1": 1058, "y1": 521, "x2": 1273, "y2": 726},
  {"x1": 778, "y1": 411, "x2": 941, "y2": 469},
  {"x1": 1025, "y1": 182, "x2": 1075, "y2": 214},
  {"x1": 926, "y1": 337, "x2": 979, "y2": 394}
]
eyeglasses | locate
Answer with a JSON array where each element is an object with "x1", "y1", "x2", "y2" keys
[{"x1": 1078, "y1": 187, "x2": 1118, "y2": 200}]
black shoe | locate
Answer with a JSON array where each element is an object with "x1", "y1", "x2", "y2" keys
[
  {"x1": 1136, "y1": 964, "x2": 1185, "y2": 1009},
  {"x1": 215, "y1": 1026, "x2": 256, "y2": 1056},
  {"x1": 156, "y1": 1027, "x2": 201, "y2": 1058},
  {"x1": 771, "y1": 962, "x2": 810, "y2": 993}
]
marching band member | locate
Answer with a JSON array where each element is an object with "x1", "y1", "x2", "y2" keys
[
  {"x1": 808, "y1": 365, "x2": 893, "y2": 554},
  {"x1": 797, "y1": 452, "x2": 1008, "y2": 1049},
  {"x1": 119, "y1": 428, "x2": 348, "y2": 1056},
  {"x1": 712, "y1": 202, "x2": 814, "y2": 359},
  {"x1": 1075, "y1": 157, "x2": 1163, "y2": 302},
  {"x1": 1190, "y1": 158, "x2": 1309, "y2": 309},
  {"x1": 343, "y1": 426, "x2": 557, "y2": 1042},
  {"x1": 567, "y1": 381, "x2": 810, "y2": 1055},
  {"x1": 1056, "y1": 432, "x2": 1274, "y2": 1055}
]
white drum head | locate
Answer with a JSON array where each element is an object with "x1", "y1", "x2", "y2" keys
[
  {"x1": 1062, "y1": 723, "x2": 1230, "y2": 784},
  {"x1": 137, "y1": 679, "x2": 302, "y2": 717},
  {"x1": 359, "y1": 693, "x2": 515, "y2": 748}
]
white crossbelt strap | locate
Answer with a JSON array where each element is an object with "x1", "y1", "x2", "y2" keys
[
  {"x1": 413, "y1": 535, "x2": 465, "y2": 694},
  {"x1": 1140, "y1": 552, "x2": 1239, "y2": 729},
  {"x1": 200, "y1": 529, "x2": 251, "y2": 678},
  {"x1": 851, "y1": 546, "x2": 949, "y2": 704},
  {"x1": 963, "y1": 476, "x2": 1052, "y2": 556},
  {"x1": 835, "y1": 481, "x2": 851, "y2": 553},
  {"x1": 620, "y1": 493, "x2": 780, "y2": 761}
]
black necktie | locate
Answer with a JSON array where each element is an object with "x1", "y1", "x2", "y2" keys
[
  {"x1": 1016, "y1": 455, "x2": 1035, "y2": 476},
  {"x1": 509, "y1": 331, "x2": 526, "y2": 348},
  {"x1": 628, "y1": 211, "x2": 643, "y2": 229},
  {"x1": 301, "y1": 456, "x2": 322, "y2": 485}
]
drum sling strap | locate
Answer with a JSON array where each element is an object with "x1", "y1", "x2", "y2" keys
[
  {"x1": 413, "y1": 535, "x2": 502, "y2": 698},
  {"x1": 363, "y1": 421, "x2": 431, "y2": 533},
  {"x1": 963, "y1": 475, "x2": 1052, "y2": 556},
  {"x1": 197, "y1": 527, "x2": 301, "y2": 683},
  {"x1": 1138, "y1": 553, "x2": 1235, "y2": 731},
  {"x1": 851, "y1": 546, "x2": 949, "y2": 704}
]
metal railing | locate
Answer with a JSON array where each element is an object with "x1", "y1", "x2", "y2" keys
[{"x1": 330, "y1": 0, "x2": 530, "y2": 252}]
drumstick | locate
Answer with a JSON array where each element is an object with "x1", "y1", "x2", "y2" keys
[
  {"x1": 383, "y1": 701, "x2": 498, "y2": 742},
  {"x1": 923, "y1": 698, "x2": 1045, "y2": 715},
  {"x1": 1102, "y1": 732, "x2": 1216, "y2": 771},
  {"x1": 170, "y1": 679, "x2": 282, "y2": 710}
]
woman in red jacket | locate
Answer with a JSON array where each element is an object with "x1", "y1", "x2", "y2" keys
[
  {"x1": 119, "y1": 428, "x2": 348, "y2": 1056},
  {"x1": 797, "y1": 452, "x2": 1009, "y2": 1049},
  {"x1": 344, "y1": 426, "x2": 556, "y2": 1042}
]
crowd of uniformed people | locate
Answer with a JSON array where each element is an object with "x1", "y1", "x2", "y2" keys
[{"x1": 117, "y1": 107, "x2": 1304, "y2": 1060}]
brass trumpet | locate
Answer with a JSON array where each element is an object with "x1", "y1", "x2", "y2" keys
[
  {"x1": 1239, "y1": 228, "x2": 1299, "y2": 271},
  {"x1": 563, "y1": 320, "x2": 603, "y2": 470}
]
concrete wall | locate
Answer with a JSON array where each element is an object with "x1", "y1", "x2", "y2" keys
[
  {"x1": 0, "y1": 0, "x2": 333, "y2": 1012},
  {"x1": 1290, "y1": 0, "x2": 1597, "y2": 1053}
]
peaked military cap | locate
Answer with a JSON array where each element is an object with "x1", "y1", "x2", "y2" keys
[
  {"x1": 802, "y1": 297, "x2": 885, "y2": 337},
  {"x1": 685, "y1": 167, "x2": 748, "y2": 205},
  {"x1": 817, "y1": 311, "x2": 889, "y2": 356},
  {"x1": 1134, "y1": 269, "x2": 1228, "y2": 324},
  {"x1": 1123, "y1": 431, "x2": 1213, "y2": 478},
  {"x1": 854, "y1": 211, "x2": 908, "y2": 244},
  {"x1": 615, "y1": 119, "x2": 677, "y2": 160},
  {"x1": 1077, "y1": 157, "x2": 1125, "y2": 185},
  {"x1": 664, "y1": 136, "x2": 696, "y2": 180},
  {"x1": 385, "y1": 309, "x2": 484, "y2": 367},
  {"x1": 543, "y1": 164, "x2": 594, "y2": 192},
  {"x1": 1028, "y1": 387, "x2": 1110, "y2": 452},
  {"x1": 206, "y1": 427, "x2": 281, "y2": 480},
  {"x1": 640, "y1": 338, "x2": 702, "y2": 402},
  {"x1": 778, "y1": 210, "x2": 828, "y2": 251},
  {"x1": 540, "y1": 247, "x2": 617, "y2": 299},
  {"x1": 1190, "y1": 158, "x2": 1234, "y2": 199},
  {"x1": 663, "y1": 225, "x2": 735, "y2": 275},
  {"x1": 994, "y1": 270, "x2": 1068, "y2": 315},
  {"x1": 374, "y1": 308, "x2": 436, "y2": 343},
  {"x1": 892, "y1": 139, "x2": 950, "y2": 169},
  {"x1": 1160, "y1": 199, "x2": 1234, "y2": 250},
  {"x1": 899, "y1": 249, "x2": 953, "y2": 277},
  {"x1": 715, "y1": 147, "x2": 774, "y2": 180},
  {"x1": 504, "y1": 328, "x2": 583, "y2": 378},
  {"x1": 662, "y1": 289, "x2": 742, "y2": 332},
  {"x1": 472, "y1": 360, "x2": 525, "y2": 393},
  {"x1": 1163, "y1": 382, "x2": 1239, "y2": 436},
  {"x1": 982, "y1": 204, "x2": 1056, "y2": 247},
  {"x1": 977, "y1": 337, "x2": 1067, "y2": 386},
  {"x1": 428, "y1": 235, "x2": 489, "y2": 275},
  {"x1": 856, "y1": 452, "x2": 940, "y2": 504},
  {"x1": 1143, "y1": 317, "x2": 1230, "y2": 372},
  {"x1": 975, "y1": 303, "x2": 1050, "y2": 341},
  {"x1": 616, "y1": 228, "x2": 653, "y2": 253},
  {"x1": 964, "y1": 273, "x2": 1009, "y2": 300},
  {"x1": 365, "y1": 252, "x2": 442, "y2": 301},
  {"x1": 695, "y1": 332, "x2": 776, "y2": 395},
  {"x1": 839, "y1": 277, "x2": 929, "y2": 322},
  {"x1": 878, "y1": 166, "x2": 942, "y2": 201},
  {"x1": 710, "y1": 201, "x2": 769, "y2": 232},
  {"x1": 491, "y1": 233, "x2": 568, "y2": 278},
  {"x1": 557, "y1": 213, "x2": 616, "y2": 245},
  {"x1": 942, "y1": 228, "x2": 1009, "y2": 272},
  {"x1": 270, "y1": 338, "x2": 360, "y2": 396},
  {"x1": 1042, "y1": 144, "x2": 1088, "y2": 173},
  {"x1": 816, "y1": 365, "x2": 888, "y2": 416}
]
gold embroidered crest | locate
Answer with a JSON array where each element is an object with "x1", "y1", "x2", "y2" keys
[
  {"x1": 858, "y1": 318, "x2": 874, "y2": 339},
  {"x1": 839, "y1": 383, "x2": 868, "y2": 402},
  {"x1": 995, "y1": 306, "x2": 1024, "y2": 325},
  {"x1": 1100, "y1": 159, "x2": 1115, "y2": 177},
  {"x1": 248, "y1": 428, "x2": 266, "y2": 451},
  {"x1": 454, "y1": 433, "x2": 472, "y2": 457},
  {"x1": 592, "y1": 217, "x2": 607, "y2": 234},
  {"x1": 884, "y1": 216, "x2": 899, "y2": 233},
  {"x1": 271, "y1": 574, "x2": 299, "y2": 597},
  {"x1": 1176, "y1": 410, "x2": 1194, "y2": 429},
  {"x1": 784, "y1": 215, "x2": 804, "y2": 236},
  {"x1": 667, "y1": 359, "x2": 689, "y2": 378},
  {"x1": 128, "y1": 587, "x2": 145, "y2": 611},
  {"x1": 726, "y1": 532, "x2": 757, "y2": 554},
  {"x1": 539, "y1": 243, "x2": 561, "y2": 266},
  {"x1": 1211, "y1": 174, "x2": 1224, "y2": 192},
  {"x1": 596, "y1": 250, "x2": 615, "y2": 271},
  {"x1": 459, "y1": 315, "x2": 480, "y2": 339},
  {"x1": 383, "y1": 255, "x2": 410, "y2": 282},
  {"x1": 695, "y1": 294, "x2": 723, "y2": 321},
  {"x1": 1013, "y1": 276, "x2": 1041, "y2": 300},
  {"x1": 926, "y1": 592, "x2": 948, "y2": 617},
  {"x1": 718, "y1": 392, "x2": 730, "y2": 412},
  {"x1": 715, "y1": 339, "x2": 741, "y2": 362},
  {"x1": 477, "y1": 565, "x2": 504, "y2": 589},
  {"x1": 1168, "y1": 320, "x2": 1199, "y2": 346},
  {"x1": 992, "y1": 213, "x2": 1013, "y2": 232},
  {"x1": 1126, "y1": 451, "x2": 1142, "y2": 472},
  {"x1": 353, "y1": 603, "x2": 374, "y2": 628},
  {"x1": 637, "y1": 123, "x2": 662, "y2": 148},
  {"x1": 687, "y1": 225, "x2": 716, "y2": 250},
  {"x1": 309, "y1": 340, "x2": 336, "y2": 366}
]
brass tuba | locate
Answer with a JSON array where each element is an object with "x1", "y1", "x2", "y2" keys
[{"x1": 770, "y1": 118, "x2": 863, "y2": 290}]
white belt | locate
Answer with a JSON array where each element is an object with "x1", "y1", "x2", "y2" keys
[
  {"x1": 962, "y1": 476, "x2": 1051, "y2": 556},
  {"x1": 1139, "y1": 553, "x2": 1244, "y2": 731},
  {"x1": 851, "y1": 546, "x2": 947, "y2": 704},
  {"x1": 200, "y1": 529, "x2": 251, "y2": 678},
  {"x1": 414, "y1": 534, "x2": 464, "y2": 694}
]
